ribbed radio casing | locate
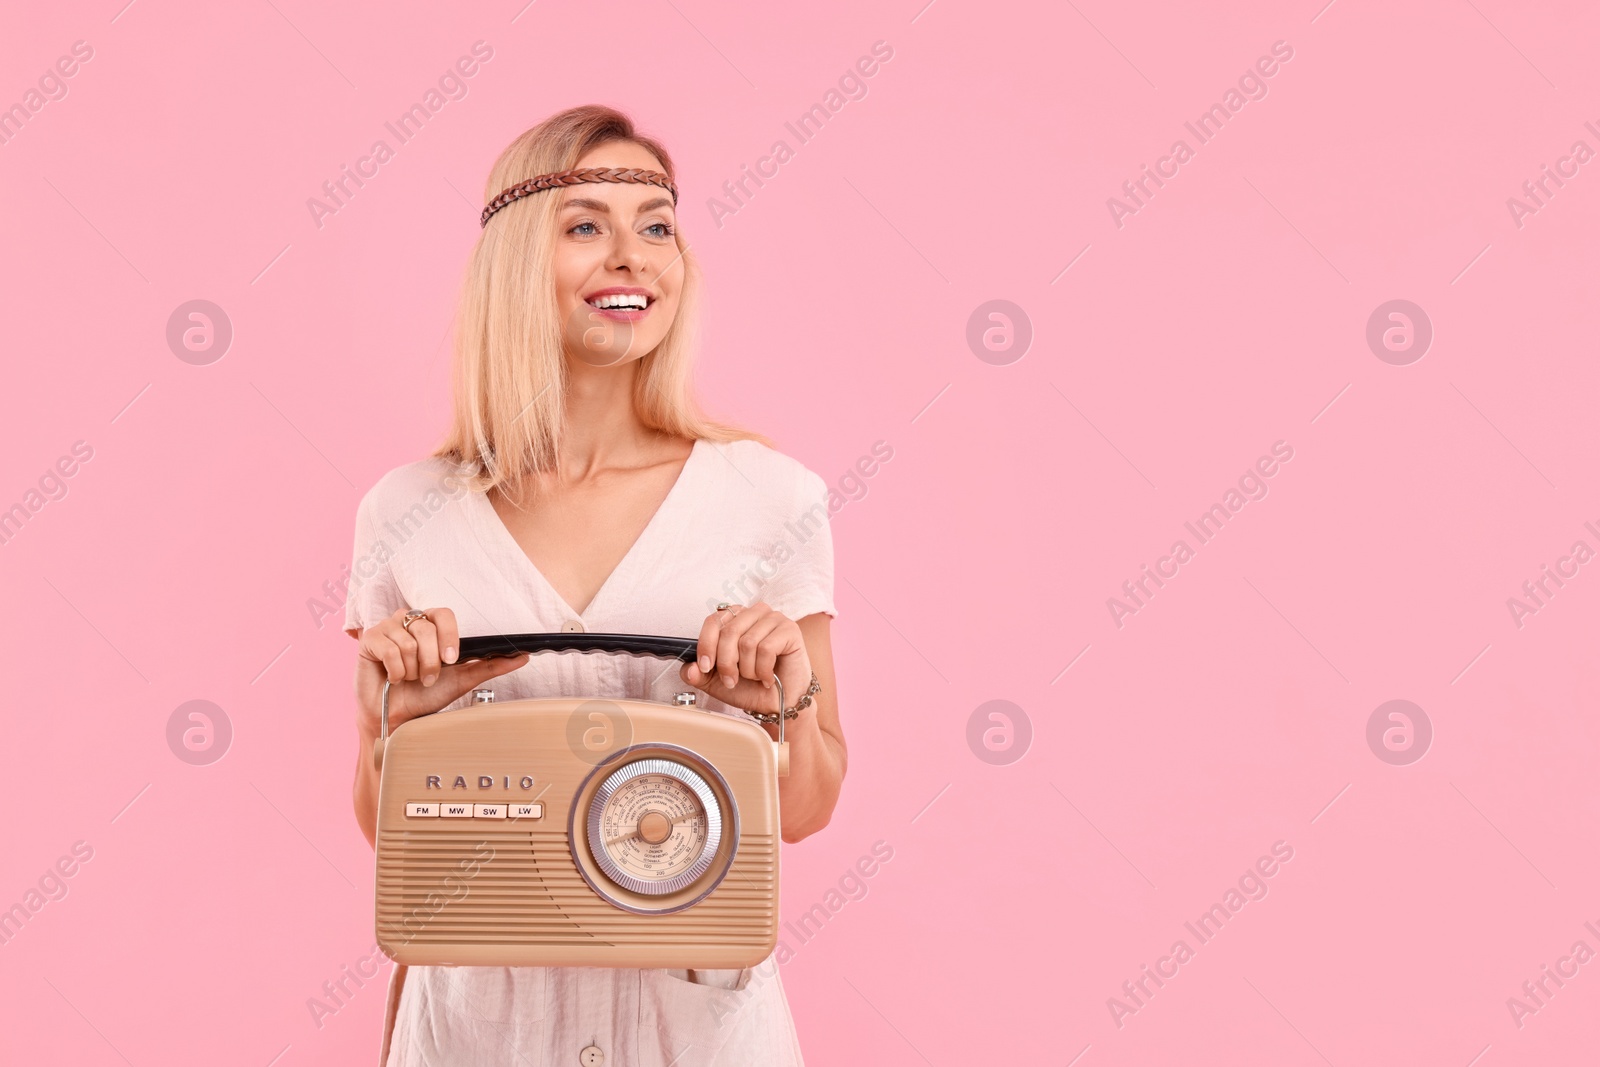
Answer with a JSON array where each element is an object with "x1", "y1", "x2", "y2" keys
[{"x1": 374, "y1": 697, "x2": 780, "y2": 968}]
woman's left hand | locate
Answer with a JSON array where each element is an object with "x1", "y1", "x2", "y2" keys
[{"x1": 679, "y1": 602, "x2": 812, "y2": 719}]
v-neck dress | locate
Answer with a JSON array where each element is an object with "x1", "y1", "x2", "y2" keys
[{"x1": 343, "y1": 438, "x2": 836, "y2": 1067}]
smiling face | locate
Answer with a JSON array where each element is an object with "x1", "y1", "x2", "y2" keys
[{"x1": 553, "y1": 141, "x2": 682, "y2": 368}]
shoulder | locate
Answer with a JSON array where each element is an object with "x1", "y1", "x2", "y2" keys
[
  {"x1": 701, "y1": 438, "x2": 828, "y2": 506},
  {"x1": 354, "y1": 455, "x2": 476, "y2": 524}
]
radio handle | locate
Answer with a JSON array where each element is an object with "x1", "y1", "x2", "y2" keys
[
  {"x1": 375, "y1": 633, "x2": 787, "y2": 774},
  {"x1": 458, "y1": 632, "x2": 698, "y2": 662}
]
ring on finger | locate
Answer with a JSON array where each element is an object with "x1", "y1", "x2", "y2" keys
[{"x1": 402, "y1": 610, "x2": 431, "y2": 633}]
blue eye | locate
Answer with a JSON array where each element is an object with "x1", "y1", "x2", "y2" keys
[
  {"x1": 570, "y1": 221, "x2": 599, "y2": 236},
  {"x1": 646, "y1": 222, "x2": 674, "y2": 238}
]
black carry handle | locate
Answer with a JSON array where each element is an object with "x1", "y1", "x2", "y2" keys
[
  {"x1": 457, "y1": 632, "x2": 698, "y2": 664},
  {"x1": 375, "y1": 631, "x2": 788, "y2": 774}
]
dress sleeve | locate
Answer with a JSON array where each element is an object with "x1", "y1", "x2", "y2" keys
[
  {"x1": 762, "y1": 468, "x2": 837, "y2": 622},
  {"x1": 343, "y1": 485, "x2": 406, "y2": 635}
]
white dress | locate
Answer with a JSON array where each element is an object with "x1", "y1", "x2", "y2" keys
[{"x1": 343, "y1": 438, "x2": 835, "y2": 1067}]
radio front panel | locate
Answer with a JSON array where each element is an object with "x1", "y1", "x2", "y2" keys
[{"x1": 374, "y1": 697, "x2": 780, "y2": 969}]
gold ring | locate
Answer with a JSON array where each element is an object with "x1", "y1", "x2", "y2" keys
[{"x1": 401, "y1": 610, "x2": 430, "y2": 632}]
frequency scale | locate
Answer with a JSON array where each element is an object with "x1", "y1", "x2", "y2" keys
[{"x1": 371, "y1": 633, "x2": 785, "y2": 969}]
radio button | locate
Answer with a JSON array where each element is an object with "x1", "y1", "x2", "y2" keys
[
  {"x1": 474, "y1": 803, "x2": 507, "y2": 819},
  {"x1": 405, "y1": 802, "x2": 440, "y2": 818},
  {"x1": 441, "y1": 803, "x2": 474, "y2": 818},
  {"x1": 511, "y1": 803, "x2": 543, "y2": 820}
]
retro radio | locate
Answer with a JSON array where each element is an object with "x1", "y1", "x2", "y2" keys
[{"x1": 371, "y1": 633, "x2": 786, "y2": 969}]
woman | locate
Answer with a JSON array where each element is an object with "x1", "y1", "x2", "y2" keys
[{"x1": 345, "y1": 106, "x2": 846, "y2": 1066}]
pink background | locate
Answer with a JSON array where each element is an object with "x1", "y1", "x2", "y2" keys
[{"x1": 3, "y1": 0, "x2": 1599, "y2": 1063}]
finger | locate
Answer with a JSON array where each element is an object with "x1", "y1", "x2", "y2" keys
[
  {"x1": 361, "y1": 631, "x2": 407, "y2": 684},
  {"x1": 696, "y1": 611, "x2": 726, "y2": 676},
  {"x1": 432, "y1": 653, "x2": 528, "y2": 704},
  {"x1": 480, "y1": 653, "x2": 529, "y2": 681},
  {"x1": 391, "y1": 654, "x2": 531, "y2": 725},
  {"x1": 717, "y1": 606, "x2": 766, "y2": 690},
  {"x1": 408, "y1": 619, "x2": 443, "y2": 686},
  {"x1": 390, "y1": 622, "x2": 420, "y2": 681},
  {"x1": 751, "y1": 621, "x2": 790, "y2": 687},
  {"x1": 431, "y1": 607, "x2": 461, "y2": 665},
  {"x1": 679, "y1": 659, "x2": 763, "y2": 707},
  {"x1": 737, "y1": 615, "x2": 783, "y2": 686},
  {"x1": 680, "y1": 655, "x2": 723, "y2": 690}
]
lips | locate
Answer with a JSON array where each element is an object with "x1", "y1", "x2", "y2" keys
[
  {"x1": 582, "y1": 287, "x2": 654, "y2": 325},
  {"x1": 584, "y1": 287, "x2": 654, "y2": 312}
]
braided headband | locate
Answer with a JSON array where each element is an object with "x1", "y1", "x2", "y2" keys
[{"x1": 480, "y1": 167, "x2": 678, "y2": 227}]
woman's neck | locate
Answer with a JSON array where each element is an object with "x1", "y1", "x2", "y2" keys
[
  {"x1": 558, "y1": 357, "x2": 652, "y2": 479},
  {"x1": 495, "y1": 357, "x2": 693, "y2": 508}
]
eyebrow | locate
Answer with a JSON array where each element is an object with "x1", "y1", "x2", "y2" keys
[{"x1": 561, "y1": 195, "x2": 675, "y2": 214}]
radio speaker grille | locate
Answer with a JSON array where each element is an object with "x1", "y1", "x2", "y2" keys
[{"x1": 376, "y1": 828, "x2": 776, "y2": 948}]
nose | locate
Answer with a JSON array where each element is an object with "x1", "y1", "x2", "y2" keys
[{"x1": 605, "y1": 228, "x2": 650, "y2": 276}]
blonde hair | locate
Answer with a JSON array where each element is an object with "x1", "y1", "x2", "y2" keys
[{"x1": 436, "y1": 105, "x2": 762, "y2": 493}]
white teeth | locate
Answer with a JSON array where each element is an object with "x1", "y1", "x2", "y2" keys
[{"x1": 588, "y1": 293, "x2": 648, "y2": 309}]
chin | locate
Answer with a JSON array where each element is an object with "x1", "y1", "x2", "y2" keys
[{"x1": 571, "y1": 346, "x2": 651, "y2": 369}]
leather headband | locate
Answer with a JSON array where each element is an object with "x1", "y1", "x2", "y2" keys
[{"x1": 480, "y1": 167, "x2": 679, "y2": 227}]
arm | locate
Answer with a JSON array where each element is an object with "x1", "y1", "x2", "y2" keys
[
  {"x1": 773, "y1": 613, "x2": 845, "y2": 841},
  {"x1": 352, "y1": 688, "x2": 380, "y2": 849}
]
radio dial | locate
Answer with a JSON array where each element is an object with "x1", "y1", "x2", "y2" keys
[{"x1": 584, "y1": 757, "x2": 727, "y2": 902}]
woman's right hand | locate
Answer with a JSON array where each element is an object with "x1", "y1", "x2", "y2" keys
[{"x1": 354, "y1": 606, "x2": 530, "y2": 736}]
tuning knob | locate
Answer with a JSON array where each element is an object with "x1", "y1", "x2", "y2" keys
[
  {"x1": 673, "y1": 692, "x2": 697, "y2": 706},
  {"x1": 472, "y1": 688, "x2": 496, "y2": 704}
]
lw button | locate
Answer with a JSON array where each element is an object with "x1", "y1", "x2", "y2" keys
[
  {"x1": 561, "y1": 619, "x2": 585, "y2": 633},
  {"x1": 579, "y1": 1046, "x2": 604, "y2": 1066}
]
